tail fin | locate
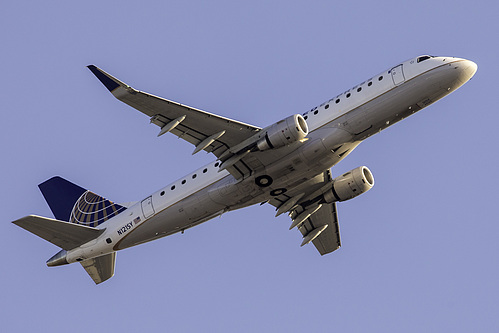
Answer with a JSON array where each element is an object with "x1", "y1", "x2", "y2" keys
[
  {"x1": 38, "y1": 176, "x2": 125, "y2": 227},
  {"x1": 13, "y1": 215, "x2": 116, "y2": 284}
]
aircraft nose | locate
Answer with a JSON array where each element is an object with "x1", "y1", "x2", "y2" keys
[{"x1": 458, "y1": 59, "x2": 478, "y2": 83}]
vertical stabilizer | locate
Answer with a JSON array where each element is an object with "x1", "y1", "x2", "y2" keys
[
  {"x1": 38, "y1": 177, "x2": 126, "y2": 227},
  {"x1": 38, "y1": 177, "x2": 86, "y2": 222}
]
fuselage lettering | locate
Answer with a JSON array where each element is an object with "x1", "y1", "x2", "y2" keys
[{"x1": 117, "y1": 222, "x2": 134, "y2": 236}]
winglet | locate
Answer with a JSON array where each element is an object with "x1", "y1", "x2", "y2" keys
[{"x1": 87, "y1": 65, "x2": 124, "y2": 92}]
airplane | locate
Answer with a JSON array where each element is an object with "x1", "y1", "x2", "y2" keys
[{"x1": 13, "y1": 55, "x2": 477, "y2": 284}]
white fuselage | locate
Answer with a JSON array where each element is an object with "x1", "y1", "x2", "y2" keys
[{"x1": 65, "y1": 56, "x2": 477, "y2": 264}]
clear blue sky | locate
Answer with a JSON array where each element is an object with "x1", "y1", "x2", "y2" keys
[{"x1": 2, "y1": 1, "x2": 497, "y2": 332}]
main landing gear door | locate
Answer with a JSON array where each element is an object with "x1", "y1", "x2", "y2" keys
[{"x1": 391, "y1": 64, "x2": 405, "y2": 86}]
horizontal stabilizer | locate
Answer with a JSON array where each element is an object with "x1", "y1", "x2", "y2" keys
[
  {"x1": 80, "y1": 252, "x2": 116, "y2": 285},
  {"x1": 13, "y1": 215, "x2": 104, "y2": 250}
]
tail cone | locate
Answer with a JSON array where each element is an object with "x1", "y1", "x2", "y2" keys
[{"x1": 46, "y1": 249, "x2": 68, "y2": 267}]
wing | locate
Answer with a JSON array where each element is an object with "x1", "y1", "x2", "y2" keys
[
  {"x1": 87, "y1": 65, "x2": 261, "y2": 160},
  {"x1": 268, "y1": 169, "x2": 341, "y2": 255},
  {"x1": 88, "y1": 65, "x2": 314, "y2": 180},
  {"x1": 298, "y1": 202, "x2": 341, "y2": 255}
]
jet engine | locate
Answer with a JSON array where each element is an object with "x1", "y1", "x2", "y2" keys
[
  {"x1": 256, "y1": 114, "x2": 308, "y2": 151},
  {"x1": 323, "y1": 166, "x2": 374, "y2": 202}
]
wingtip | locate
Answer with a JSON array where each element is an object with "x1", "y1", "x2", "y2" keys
[{"x1": 87, "y1": 65, "x2": 121, "y2": 92}]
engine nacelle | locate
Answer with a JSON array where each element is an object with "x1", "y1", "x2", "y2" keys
[
  {"x1": 256, "y1": 114, "x2": 308, "y2": 151},
  {"x1": 323, "y1": 166, "x2": 374, "y2": 202}
]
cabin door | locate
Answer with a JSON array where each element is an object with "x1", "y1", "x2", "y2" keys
[
  {"x1": 391, "y1": 64, "x2": 405, "y2": 86},
  {"x1": 141, "y1": 196, "x2": 155, "y2": 218}
]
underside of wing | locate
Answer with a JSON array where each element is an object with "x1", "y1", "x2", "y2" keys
[
  {"x1": 88, "y1": 65, "x2": 331, "y2": 181},
  {"x1": 268, "y1": 169, "x2": 342, "y2": 255},
  {"x1": 88, "y1": 65, "x2": 319, "y2": 180},
  {"x1": 87, "y1": 66, "x2": 261, "y2": 166},
  {"x1": 298, "y1": 202, "x2": 341, "y2": 255}
]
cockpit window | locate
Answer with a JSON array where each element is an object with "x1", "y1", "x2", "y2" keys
[{"x1": 417, "y1": 55, "x2": 432, "y2": 63}]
